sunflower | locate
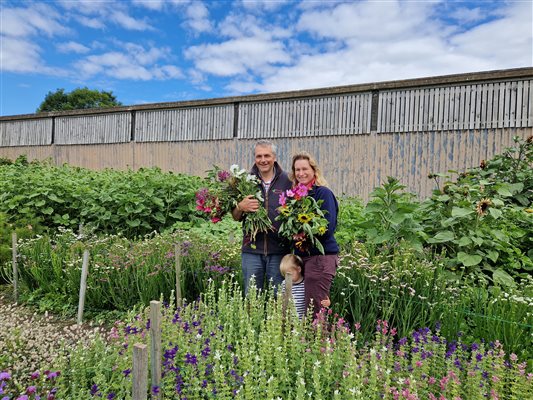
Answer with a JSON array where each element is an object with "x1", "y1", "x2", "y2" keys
[
  {"x1": 298, "y1": 213, "x2": 312, "y2": 223},
  {"x1": 476, "y1": 198, "x2": 492, "y2": 216},
  {"x1": 318, "y1": 226, "x2": 327, "y2": 235}
]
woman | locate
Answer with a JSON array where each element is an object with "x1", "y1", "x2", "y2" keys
[{"x1": 290, "y1": 151, "x2": 339, "y2": 317}]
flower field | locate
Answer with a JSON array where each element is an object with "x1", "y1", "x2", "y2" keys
[{"x1": 0, "y1": 137, "x2": 532, "y2": 398}]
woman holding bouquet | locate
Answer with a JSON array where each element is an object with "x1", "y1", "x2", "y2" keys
[{"x1": 290, "y1": 152, "x2": 339, "y2": 317}]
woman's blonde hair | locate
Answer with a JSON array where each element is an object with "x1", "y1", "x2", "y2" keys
[
  {"x1": 290, "y1": 151, "x2": 328, "y2": 186},
  {"x1": 279, "y1": 254, "x2": 304, "y2": 277}
]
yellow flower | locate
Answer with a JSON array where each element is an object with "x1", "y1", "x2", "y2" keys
[
  {"x1": 318, "y1": 226, "x2": 327, "y2": 235},
  {"x1": 280, "y1": 206, "x2": 291, "y2": 216},
  {"x1": 298, "y1": 213, "x2": 312, "y2": 223}
]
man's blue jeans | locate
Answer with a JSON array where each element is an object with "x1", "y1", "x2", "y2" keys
[{"x1": 241, "y1": 253, "x2": 285, "y2": 295}]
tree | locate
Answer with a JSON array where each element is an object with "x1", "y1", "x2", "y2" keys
[{"x1": 36, "y1": 87, "x2": 122, "y2": 113}]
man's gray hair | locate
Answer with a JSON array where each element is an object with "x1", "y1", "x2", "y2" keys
[{"x1": 254, "y1": 140, "x2": 277, "y2": 156}]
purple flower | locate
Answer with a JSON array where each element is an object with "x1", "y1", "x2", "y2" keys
[
  {"x1": 16, "y1": 396, "x2": 29, "y2": 400},
  {"x1": 107, "y1": 393, "x2": 115, "y2": 400},
  {"x1": 30, "y1": 371, "x2": 40, "y2": 380},
  {"x1": 122, "y1": 369, "x2": 131, "y2": 377},
  {"x1": 26, "y1": 386, "x2": 37, "y2": 394},
  {"x1": 185, "y1": 353, "x2": 198, "y2": 366},
  {"x1": 90, "y1": 384, "x2": 100, "y2": 396},
  {"x1": 201, "y1": 346, "x2": 211, "y2": 358},
  {"x1": 217, "y1": 170, "x2": 230, "y2": 182},
  {"x1": 45, "y1": 371, "x2": 60, "y2": 380},
  {"x1": 151, "y1": 386, "x2": 160, "y2": 395},
  {"x1": 0, "y1": 372, "x2": 10, "y2": 381}
]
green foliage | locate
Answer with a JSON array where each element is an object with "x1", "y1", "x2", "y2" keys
[
  {"x1": 16, "y1": 224, "x2": 241, "y2": 314},
  {"x1": 357, "y1": 177, "x2": 424, "y2": 252},
  {"x1": 421, "y1": 136, "x2": 533, "y2": 284},
  {"x1": 36, "y1": 87, "x2": 122, "y2": 112},
  {"x1": 335, "y1": 196, "x2": 365, "y2": 248},
  {"x1": 330, "y1": 243, "x2": 533, "y2": 363},
  {"x1": 0, "y1": 161, "x2": 204, "y2": 238},
  {"x1": 0, "y1": 212, "x2": 45, "y2": 283}
]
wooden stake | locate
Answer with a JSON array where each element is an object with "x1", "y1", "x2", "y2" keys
[
  {"x1": 132, "y1": 343, "x2": 148, "y2": 400},
  {"x1": 150, "y1": 300, "x2": 162, "y2": 397},
  {"x1": 174, "y1": 243, "x2": 182, "y2": 307},
  {"x1": 77, "y1": 250, "x2": 90, "y2": 325},
  {"x1": 12, "y1": 232, "x2": 18, "y2": 302}
]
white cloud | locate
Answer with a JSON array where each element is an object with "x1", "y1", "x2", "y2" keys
[
  {"x1": 218, "y1": 13, "x2": 291, "y2": 39},
  {"x1": 222, "y1": 1, "x2": 532, "y2": 95},
  {"x1": 185, "y1": 36, "x2": 291, "y2": 76},
  {"x1": 182, "y1": 2, "x2": 213, "y2": 33},
  {"x1": 297, "y1": 1, "x2": 436, "y2": 41},
  {"x1": 0, "y1": 3, "x2": 69, "y2": 38},
  {"x1": 0, "y1": 36, "x2": 43, "y2": 73},
  {"x1": 76, "y1": 15, "x2": 106, "y2": 29},
  {"x1": 240, "y1": 0, "x2": 290, "y2": 12},
  {"x1": 56, "y1": 41, "x2": 91, "y2": 54},
  {"x1": 449, "y1": 1, "x2": 533, "y2": 66},
  {"x1": 74, "y1": 44, "x2": 183, "y2": 80},
  {"x1": 448, "y1": 7, "x2": 486, "y2": 25},
  {"x1": 111, "y1": 10, "x2": 154, "y2": 31},
  {"x1": 132, "y1": 0, "x2": 165, "y2": 11}
]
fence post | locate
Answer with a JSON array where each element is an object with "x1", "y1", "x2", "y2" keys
[
  {"x1": 132, "y1": 343, "x2": 148, "y2": 400},
  {"x1": 174, "y1": 243, "x2": 182, "y2": 307},
  {"x1": 12, "y1": 232, "x2": 18, "y2": 302},
  {"x1": 150, "y1": 300, "x2": 162, "y2": 397},
  {"x1": 77, "y1": 250, "x2": 90, "y2": 325}
]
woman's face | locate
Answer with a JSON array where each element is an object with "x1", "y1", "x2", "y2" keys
[{"x1": 294, "y1": 159, "x2": 315, "y2": 185}]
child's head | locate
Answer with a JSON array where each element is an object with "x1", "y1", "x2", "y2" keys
[{"x1": 279, "y1": 254, "x2": 304, "y2": 282}]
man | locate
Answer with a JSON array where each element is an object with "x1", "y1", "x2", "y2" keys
[{"x1": 232, "y1": 140, "x2": 292, "y2": 295}]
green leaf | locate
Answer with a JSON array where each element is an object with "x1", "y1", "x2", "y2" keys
[
  {"x1": 471, "y1": 236, "x2": 484, "y2": 246},
  {"x1": 457, "y1": 252, "x2": 482, "y2": 266},
  {"x1": 42, "y1": 207, "x2": 54, "y2": 215},
  {"x1": 451, "y1": 207, "x2": 474, "y2": 218},
  {"x1": 493, "y1": 268, "x2": 516, "y2": 288},
  {"x1": 456, "y1": 236, "x2": 472, "y2": 247},
  {"x1": 496, "y1": 187, "x2": 512, "y2": 197},
  {"x1": 488, "y1": 208, "x2": 502, "y2": 219},
  {"x1": 486, "y1": 250, "x2": 499, "y2": 263},
  {"x1": 126, "y1": 219, "x2": 141, "y2": 227},
  {"x1": 427, "y1": 230, "x2": 455, "y2": 243}
]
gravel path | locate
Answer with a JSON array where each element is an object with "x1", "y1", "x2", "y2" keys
[{"x1": 0, "y1": 286, "x2": 108, "y2": 388}]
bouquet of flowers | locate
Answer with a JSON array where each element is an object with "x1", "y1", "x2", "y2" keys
[
  {"x1": 195, "y1": 164, "x2": 272, "y2": 242},
  {"x1": 276, "y1": 183, "x2": 329, "y2": 254}
]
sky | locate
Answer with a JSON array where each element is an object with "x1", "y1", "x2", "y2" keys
[{"x1": 1, "y1": 0, "x2": 532, "y2": 117}]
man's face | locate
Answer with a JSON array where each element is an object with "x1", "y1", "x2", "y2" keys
[{"x1": 254, "y1": 145, "x2": 276, "y2": 176}]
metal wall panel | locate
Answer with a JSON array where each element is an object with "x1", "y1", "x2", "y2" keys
[
  {"x1": 0, "y1": 119, "x2": 52, "y2": 147},
  {"x1": 135, "y1": 105, "x2": 234, "y2": 142},
  {"x1": 4, "y1": 128, "x2": 529, "y2": 201},
  {"x1": 55, "y1": 113, "x2": 131, "y2": 145},
  {"x1": 238, "y1": 93, "x2": 372, "y2": 139},
  {"x1": 377, "y1": 80, "x2": 532, "y2": 133}
]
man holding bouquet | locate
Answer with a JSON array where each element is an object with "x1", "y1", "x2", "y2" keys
[{"x1": 232, "y1": 140, "x2": 292, "y2": 295}]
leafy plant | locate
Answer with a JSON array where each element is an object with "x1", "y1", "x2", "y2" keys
[
  {"x1": 358, "y1": 177, "x2": 424, "y2": 252},
  {"x1": 421, "y1": 136, "x2": 533, "y2": 285}
]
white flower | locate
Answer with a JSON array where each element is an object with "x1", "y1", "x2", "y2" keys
[{"x1": 230, "y1": 164, "x2": 239, "y2": 174}]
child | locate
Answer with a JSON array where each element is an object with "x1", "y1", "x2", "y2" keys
[{"x1": 280, "y1": 254, "x2": 330, "y2": 319}]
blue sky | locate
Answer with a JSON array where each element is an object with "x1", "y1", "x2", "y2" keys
[{"x1": 1, "y1": 0, "x2": 532, "y2": 117}]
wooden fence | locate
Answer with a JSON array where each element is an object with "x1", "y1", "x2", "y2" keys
[{"x1": 1, "y1": 67, "x2": 532, "y2": 200}]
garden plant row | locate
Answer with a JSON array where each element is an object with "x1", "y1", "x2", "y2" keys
[{"x1": 0, "y1": 137, "x2": 531, "y2": 398}]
